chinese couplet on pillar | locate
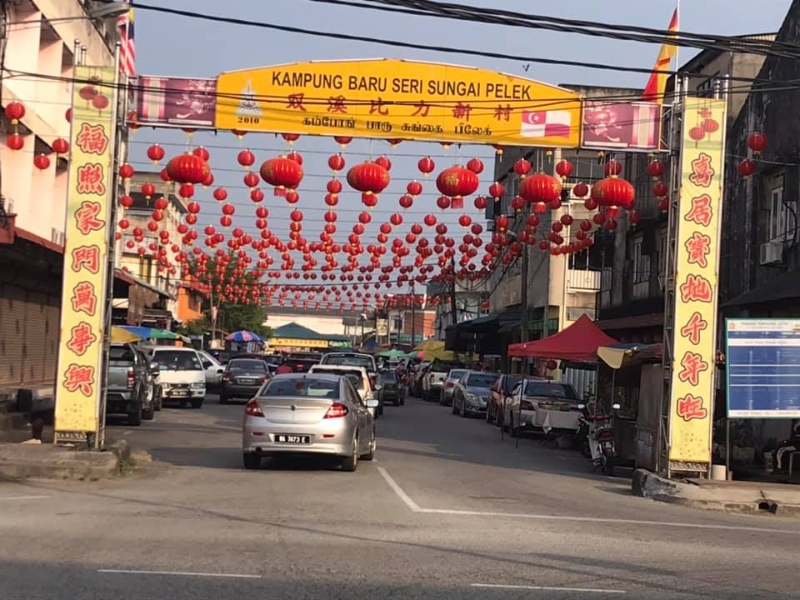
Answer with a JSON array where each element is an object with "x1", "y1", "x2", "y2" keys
[
  {"x1": 667, "y1": 97, "x2": 727, "y2": 466},
  {"x1": 54, "y1": 65, "x2": 117, "y2": 442}
]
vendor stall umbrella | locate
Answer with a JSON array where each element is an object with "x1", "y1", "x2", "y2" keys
[
  {"x1": 378, "y1": 349, "x2": 407, "y2": 359},
  {"x1": 120, "y1": 326, "x2": 180, "y2": 341},
  {"x1": 111, "y1": 326, "x2": 141, "y2": 344},
  {"x1": 226, "y1": 330, "x2": 262, "y2": 343}
]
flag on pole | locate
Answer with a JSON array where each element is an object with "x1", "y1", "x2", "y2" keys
[
  {"x1": 642, "y1": 8, "x2": 679, "y2": 103},
  {"x1": 117, "y1": 6, "x2": 136, "y2": 77}
]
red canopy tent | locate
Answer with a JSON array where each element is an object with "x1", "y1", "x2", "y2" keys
[{"x1": 507, "y1": 314, "x2": 619, "y2": 362}]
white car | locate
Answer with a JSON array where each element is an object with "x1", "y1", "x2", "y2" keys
[
  {"x1": 504, "y1": 379, "x2": 580, "y2": 437},
  {"x1": 440, "y1": 368, "x2": 469, "y2": 406},
  {"x1": 320, "y1": 352, "x2": 378, "y2": 389},
  {"x1": 145, "y1": 346, "x2": 206, "y2": 408},
  {"x1": 196, "y1": 349, "x2": 225, "y2": 389},
  {"x1": 308, "y1": 364, "x2": 378, "y2": 416}
]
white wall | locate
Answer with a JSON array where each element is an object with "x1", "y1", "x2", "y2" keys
[{"x1": 266, "y1": 313, "x2": 346, "y2": 336}]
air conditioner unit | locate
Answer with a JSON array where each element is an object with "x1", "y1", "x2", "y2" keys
[{"x1": 760, "y1": 241, "x2": 783, "y2": 265}]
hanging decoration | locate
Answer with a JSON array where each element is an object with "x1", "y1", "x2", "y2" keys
[{"x1": 259, "y1": 155, "x2": 304, "y2": 196}]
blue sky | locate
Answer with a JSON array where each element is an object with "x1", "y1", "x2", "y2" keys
[{"x1": 128, "y1": 0, "x2": 792, "y2": 307}]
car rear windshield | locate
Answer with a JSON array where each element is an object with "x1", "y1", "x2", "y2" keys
[
  {"x1": 324, "y1": 355, "x2": 373, "y2": 370},
  {"x1": 448, "y1": 369, "x2": 468, "y2": 379},
  {"x1": 380, "y1": 371, "x2": 397, "y2": 382},
  {"x1": 467, "y1": 373, "x2": 499, "y2": 388},
  {"x1": 152, "y1": 350, "x2": 202, "y2": 371},
  {"x1": 313, "y1": 367, "x2": 364, "y2": 388},
  {"x1": 109, "y1": 346, "x2": 136, "y2": 363},
  {"x1": 524, "y1": 381, "x2": 578, "y2": 401},
  {"x1": 262, "y1": 377, "x2": 339, "y2": 399},
  {"x1": 431, "y1": 360, "x2": 461, "y2": 372},
  {"x1": 503, "y1": 375, "x2": 523, "y2": 393},
  {"x1": 228, "y1": 359, "x2": 267, "y2": 372}
]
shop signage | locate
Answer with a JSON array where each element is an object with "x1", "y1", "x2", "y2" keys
[
  {"x1": 215, "y1": 59, "x2": 583, "y2": 147},
  {"x1": 54, "y1": 65, "x2": 117, "y2": 445},
  {"x1": 270, "y1": 338, "x2": 329, "y2": 349},
  {"x1": 725, "y1": 319, "x2": 800, "y2": 419},
  {"x1": 134, "y1": 75, "x2": 217, "y2": 129},
  {"x1": 581, "y1": 100, "x2": 663, "y2": 152},
  {"x1": 667, "y1": 97, "x2": 726, "y2": 467}
]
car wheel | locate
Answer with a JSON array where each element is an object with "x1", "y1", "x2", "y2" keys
[
  {"x1": 142, "y1": 402, "x2": 155, "y2": 421},
  {"x1": 461, "y1": 401, "x2": 468, "y2": 418},
  {"x1": 219, "y1": 393, "x2": 228, "y2": 404},
  {"x1": 190, "y1": 398, "x2": 204, "y2": 409},
  {"x1": 243, "y1": 453, "x2": 261, "y2": 470},
  {"x1": 451, "y1": 399, "x2": 459, "y2": 414},
  {"x1": 154, "y1": 388, "x2": 163, "y2": 411},
  {"x1": 341, "y1": 436, "x2": 359, "y2": 472},
  {"x1": 128, "y1": 404, "x2": 142, "y2": 427},
  {"x1": 361, "y1": 430, "x2": 376, "y2": 461}
]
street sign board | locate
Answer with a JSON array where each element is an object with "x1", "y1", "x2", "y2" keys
[{"x1": 726, "y1": 319, "x2": 800, "y2": 419}]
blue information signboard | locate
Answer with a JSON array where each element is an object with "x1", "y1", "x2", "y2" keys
[{"x1": 726, "y1": 319, "x2": 800, "y2": 418}]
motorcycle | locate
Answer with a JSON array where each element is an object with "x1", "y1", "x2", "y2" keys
[{"x1": 576, "y1": 402, "x2": 621, "y2": 476}]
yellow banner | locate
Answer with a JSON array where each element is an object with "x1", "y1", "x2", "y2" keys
[
  {"x1": 215, "y1": 59, "x2": 582, "y2": 147},
  {"x1": 271, "y1": 338, "x2": 330, "y2": 349},
  {"x1": 668, "y1": 97, "x2": 727, "y2": 465},
  {"x1": 54, "y1": 65, "x2": 116, "y2": 436}
]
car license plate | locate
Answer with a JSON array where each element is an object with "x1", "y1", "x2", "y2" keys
[
  {"x1": 239, "y1": 378, "x2": 255, "y2": 384},
  {"x1": 170, "y1": 390, "x2": 188, "y2": 397},
  {"x1": 275, "y1": 434, "x2": 310, "y2": 444}
]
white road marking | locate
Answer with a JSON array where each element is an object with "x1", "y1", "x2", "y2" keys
[
  {"x1": 0, "y1": 495, "x2": 50, "y2": 501},
  {"x1": 377, "y1": 466, "x2": 422, "y2": 512},
  {"x1": 98, "y1": 569, "x2": 261, "y2": 579},
  {"x1": 472, "y1": 583, "x2": 625, "y2": 594},
  {"x1": 377, "y1": 468, "x2": 799, "y2": 535}
]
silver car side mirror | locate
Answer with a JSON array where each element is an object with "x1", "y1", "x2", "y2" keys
[
  {"x1": 366, "y1": 399, "x2": 379, "y2": 408},
  {"x1": 612, "y1": 403, "x2": 621, "y2": 410}
]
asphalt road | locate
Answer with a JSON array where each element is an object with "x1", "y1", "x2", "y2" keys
[{"x1": 0, "y1": 394, "x2": 798, "y2": 599}]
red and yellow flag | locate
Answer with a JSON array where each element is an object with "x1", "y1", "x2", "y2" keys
[{"x1": 642, "y1": 9, "x2": 679, "y2": 103}]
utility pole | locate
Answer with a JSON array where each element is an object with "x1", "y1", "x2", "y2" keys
[
  {"x1": 520, "y1": 205, "x2": 531, "y2": 376},
  {"x1": 410, "y1": 280, "x2": 417, "y2": 347},
  {"x1": 449, "y1": 257, "x2": 458, "y2": 334}
]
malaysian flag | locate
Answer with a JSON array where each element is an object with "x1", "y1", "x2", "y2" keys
[{"x1": 117, "y1": 6, "x2": 135, "y2": 77}]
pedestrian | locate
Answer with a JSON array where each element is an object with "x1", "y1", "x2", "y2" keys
[
  {"x1": 774, "y1": 422, "x2": 800, "y2": 473},
  {"x1": 275, "y1": 359, "x2": 293, "y2": 375}
]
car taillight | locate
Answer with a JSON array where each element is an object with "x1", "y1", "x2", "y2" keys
[
  {"x1": 428, "y1": 374, "x2": 434, "y2": 382},
  {"x1": 222, "y1": 373, "x2": 231, "y2": 382},
  {"x1": 369, "y1": 374, "x2": 377, "y2": 388},
  {"x1": 324, "y1": 402, "x2": 349, "y2": 419},
  {"x1": 245, "y1": 399, "x2": 264, "y2": 417},
  {"x1": 520, "y1": 400, "x2": 535, "y2": 411},
  {"x1": 445, "y1": 381, "x2": 454, "y2": 388},
  {"x1": 126, "y1": 368, "x2": 135, "y2": 389}
]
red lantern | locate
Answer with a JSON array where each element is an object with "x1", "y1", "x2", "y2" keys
[
  {"x1": 689, "y1": 126, "x2": 706, "y2": 145},
  {"x1": 646, "y1": 159, "x2": 664, "y2": 179},
  {"x1": 260, "y1": 156, "x2": 304, "y2": 196},
  {"x1": 118, "y1": 218, "x2": 130, "y2": 230},
  {"x1": 458, "y1": 215, "x2": 472, "y2": 228},
  {"x1": 375, "y1": 155, "x2": 392, "y2": 171},
  {"x1": 629, "y1": 210, "x2": 641, "y2": 226},
  {"x1": 436, "y1": 195, "x2": 451, "y2": 210},
  {"x1": 555, "y1": 159, "x2": 574, "y2": 180},
  {"x1": 347, "y1": 161, "x2": 390, "y2": 197},
  {"x1": 6, "y1": 133, "x2": 23, "y2": 151},
  {"x1": 328, "y1": 153, "x2": 345, "y2": 173},
  {"x1": 141, "y1": 182, "x2": 155, "y2": 198},
  {"x1": 737, "y1": 159, "x2": 756, "y2": 179},
  {"x1": 147, "y1": 144, "x2": 166, "y2": 164},
  {"x1": 545, "y1": 359, "x2": 557, "y2": 371},
  {"x1": 334, "y1": 136, "x2": 352, "y2": 148},
  {"x1": 213, "y1": 187, "x2": 228, "y2": 202},
  {"x1": 119, "y1": 163, "x2": 135, "y2": 180},
  {"x1": 436, "y1": 166, "x2": 479, "y2": 200},
  {"x1": 220, "y1": 215, "x2": 233, "y2": 228},
  {"x1": 186, "y1": 201, "x2": 200, "y2": 214},
  {"x1": 251, "y1": 188, "x2": 265, "y2": 203},
  {"x1": 513, "y1": 158, "x2": 532, "y2": 178},
  {"x1": 572, "y1": 181, "x2": 589, "y2": 198},
  {"x1": 222, "y1": 203, "x2": 236, "y2": 216},
  {"x1": 237, "y1": 149, "x2": 255, "y2": 169},
  {"x1": 604, "y1": 159, "x2": 622, "y2": 177},
  {"x1": 179, "y1": 183, "x2": 194, "y2": 199},
  {"x1": 591, "y1": 177, "x2": 635, "y2": 209},
  {"x1": 407, "y1": 180, "x2": 422, "y2": 196},
  {"x1": 474, "y1": 195, "x2": 488, "y2": 210},
  {"x1": 33, "y1": 153, "x2": 50, "y2": 170},
  {"x1": 4, "y1": 101, "x2": 25, "y2": 123},
  {"x1": 424, "y1": 214, "x2": 437, "y2": 227},
  {"x1": 488, "y1": 181, "x2": 505, "y2": 199},
  {"x1": 418, "y1": 156, "x2": 435, "y2": 176},
  {"x1": 166, "y1": 153, "x2": 211, "y2": 184},
  {"x1": 747, "y1": 132, "x2": 768, "y2": 156},
  {"x1": 52, "y1": 138, "x2": 69, "y2": 155},
  {"x1": 286, "y1": 189, "x2": 300, "y2": 205},
  {"x1": 243, "y1": 171, "x2": 260, "y2": 189},
  {"x1": 511, "y1": 195, "x2": 525, "y2": 212},
  {"x1": 399, "y1": 194, "x2": 414, "y2": 209},
  {"x1": 154, "y1": 196, "x2": 169, "y2": 211},
  {"x1": 652, "y1": 181, "x2": 668, "y2": 197},
  {"x1": 120, "y1": 195, "x2": 133, "y2": 209},
  {"x1": 466, "y1": 158, "x2": 484, "y2": 174},
  {"x1": 520, "y1": 172, "x2": 562, "y2": 205}
]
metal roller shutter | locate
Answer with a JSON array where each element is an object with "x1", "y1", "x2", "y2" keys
[
  {"x1": 43, "y1": 295, "x2": 60, "y2": 384},
  {"x1": 22, "y1": 292, "x2": 48, "y2": 384},
  {"x1": 0, "y1": 284, "x2": 26, "y2": 388}
]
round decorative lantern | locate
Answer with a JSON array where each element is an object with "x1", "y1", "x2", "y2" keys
[
  {"x1": 418, "y1": 156, "x2": 435, "y2": 177},
  {"x1": 147, "y1": 144, "x2": 165, "y2": 164},
  {"x1": 604, "y1": 159, "x2": 622, "y2": 177},
  {"x1": 591, "y1": 176, "x2": 635, "y2": 209},
  {"x1": 466, "y1": 157, "x2": 484, "y2": 174},
  {"x1": 52, "y1": 138, "x2": 69, "y2": 155},
  {"x1": 4, "y1": 101, "x2": 25, "y2": 124},
  {"x1": 519, "y1": 172, "x2": 562, "y2": 205},
  {"x1": 652, "y1": 181, "x2": 668, "y2": 197},
  {"x1": 237, "y1": 149, "x2": 255, "y2": 169},
  {"x1": 328, "y1": 153, "x2": 345, "y2": 173},
  {"x1": 375, "y1": 155, "x2": 392, "y2": 171},
  {"x1": 513, "y1": 158, "x2": 532, "y2": 178},
  {"x1": 346, "y1": 161, "x2": 391, "y2": 200},
  {"x1": 555, "y1": 159, "x2": 574, "y2": 180},
  {"x1": 33, "y1": 154, "x2": 50, "y2": 170},
  {"x1": 407, "y1": 181, "x2": 422, "y2": 197},
  {"x1": 141, "y1": 182, "x2": 155, "y2": 198},
  {"x1": 572, "y1": 181, "x2": 589, "y2": 198},
  {"x1": 6, "y1": 132, "x2": 23, "y2": 151},
  {"x1": 646, "y1": 159, "x2": 664, "y2": 180},
  {"x1": 166, "y1": 153, "x2": 211, "y2": 185},
  {"x1": 474, "y1": 195, "x2": 488, "y2": 210},
  {"x1": 747, "y1": 132, "x2": 768, "y2": 156},
  {"x1": 119, "y1": 163, "x2": 135, "y2": 180},
  {"x1": 213, "y1": 187, "x2": 228, "y2": 202},
  {"x1": 436, "y1": 166, "x2": 479, "y2": 200},
  {"x1": 488, "y1": 181, "x2": 505, "y2": 199},
  {"x1": 260, "y1": 156, "x2": 304, "y2": 196},
  {"x1": 737, "y1": 158, "x2": 757, "y2": 179}
]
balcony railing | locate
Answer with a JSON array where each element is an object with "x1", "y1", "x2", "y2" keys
[{"x1": 567, "y1": 269, "x2": 601, "y2": 292}]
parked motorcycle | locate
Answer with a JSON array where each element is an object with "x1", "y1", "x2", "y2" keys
[{"x1": 576, "y1": 402, "x2": 621, "y2": 476}]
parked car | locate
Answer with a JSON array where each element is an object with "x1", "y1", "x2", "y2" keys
[
  {"x1": 285, "y1": 352, "x2": 322, "y2": 373},
  {"x1": 451, "y1": 370, "x2": 500, "y2": 417},
  {"x1": 220, "y1": 358, "x2": 271, "y2": 404},
  {"x1": 320, "y1": 352, "x2": 378, "y2": 389},
  {"x1": 308, "y1": 364, "x2": 378, "y2": 416},
  {"x1": 197, "y1": 349, "x2": 225, "y2": 391},
  {"x1": 503, "y1": 379, "x2": 580, "y2": 437},
  {"x1": 486, "y1": 374, "x2": 524, "y2": 426},
  {"x1": 377, "y1": 370, "x2": 404, "y2": 407},
  {"x1": 146, "y1": 346, "x2": 206, "y2": 408},
  {"x1": 241, "y1": 373, "x2": 379, "y2": 471},
  {"x1": 106, "y1": 343, "x2": 158, "y2": 425},
  {"x1": 423, "y1": 359, "x2": 463, "y2": 402},
  {"x1": 440, "y1": 368, "x2": 469, "y2": 406}
]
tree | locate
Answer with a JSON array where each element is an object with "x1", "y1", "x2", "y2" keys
[{"x1": 182, "y1": 254, "x2": 272, "y2": 338}]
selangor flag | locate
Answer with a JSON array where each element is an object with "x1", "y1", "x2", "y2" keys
[
  {"x1": 520, "y1": 110, "x2": 572, "y2": 139},
  {"x1": 642, "y1": 8, "x2": 679, "y2": 103}
]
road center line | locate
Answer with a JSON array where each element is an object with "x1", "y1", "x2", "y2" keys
[
  {"x1": 377, "y1": 466, "x2": 422, "y2": 512},
  {"x1": 98, "y1": 569, "x2": 262, "y2": 579},
  {"x1": 377, "y1": 468, "x2": 798, "y2": 535},
  {"x1": 0, "y1": 495, "x2": 50, "y2": 501},
  {"x1": 472, "y1": 583, "x2": 626, "y2": 594}
]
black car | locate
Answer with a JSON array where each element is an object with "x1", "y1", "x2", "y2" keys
[
  {"x1": 377, "y1": 370, "x2": 404, "y2": 407},
  {"x1": 286, "y1": 353, "x2": 321, "y2": 373},
  {"x1": 220, "y1": 358, "x2": 271, "y2": 403}
]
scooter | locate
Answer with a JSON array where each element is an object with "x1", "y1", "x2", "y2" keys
[{"x1": 577, "y1": 402, "x2": 621, "y2": 476}]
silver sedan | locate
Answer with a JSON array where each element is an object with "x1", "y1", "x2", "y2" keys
[{"x1": 242, "y1": 373, "x2": 379, "y2": 472}]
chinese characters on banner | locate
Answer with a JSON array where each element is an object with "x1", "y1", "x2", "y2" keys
[
  {"x1": 54, "y1": 65, "x2": 117, "y2": 443},
  {"x1": 668, "y1": 98, "x2": 727, "y2": 466},
  {"x1": 214, "y1": 59, "x2": 583, "y2": 147}
]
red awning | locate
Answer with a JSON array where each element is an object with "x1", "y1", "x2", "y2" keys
[{"x1": 507, "y1": 314, "x2": 619, "y2": 362}]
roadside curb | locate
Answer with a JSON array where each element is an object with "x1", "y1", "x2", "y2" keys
[
  {"x1": 0, "y1": 443, "x2": 121, "y2": 481},
  {"x1": 632, "y1": 468, "x2": 800, "y2": 518}
]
